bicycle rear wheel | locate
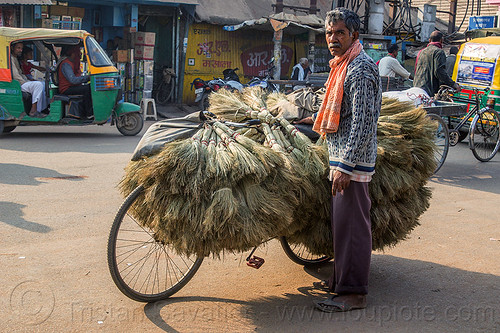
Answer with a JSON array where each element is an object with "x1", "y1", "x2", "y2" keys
[
  {"x1": 107, "y1": 185, "x2": 203, "y2": 302},
  {"x1": 428, "y1": 114, "x2": 449, "y2": 173},
  {"x1": 280, "y1": 236, "x2": 332, "y2": 265},
  {"x1": 470, "y1": 109, "x2": 500, "y2": 162}
]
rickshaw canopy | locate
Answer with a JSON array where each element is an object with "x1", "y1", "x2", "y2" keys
[
  {"x1": 453, "y1": 36, "x2": 500, "y2": 91},
  {"x1": 0, "y1": 27, "x2": 115, "y2": 81}
]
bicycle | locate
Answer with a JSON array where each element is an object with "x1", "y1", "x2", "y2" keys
[
  {"x1": 107, "y1": 117, "x2": 331, "y2": 302},
  {"x1": 154, "y1": 66, "x2": 176, "y2": 106},
  {"x1": 427, "y1": 85, "x2": 500, "y2": 172}
]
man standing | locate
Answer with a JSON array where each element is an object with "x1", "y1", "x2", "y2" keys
[
  {"x1": 379, "y1": 44, "x2": 411, "y2": 80},
  {"x1": 446, "y1": 46, "x2": 459, "y2": 77},
  {"x1": 414, "y1": 31, "x2": 459, "y2": 96},
  {"x1": 298, "y1": 8, "x2": 381, "y2": 312},
  {"x1": 291, "y1": 58, "x2": 311, "y2": 91},
  {"x1": 11, "y1": 42, "x2": 48, "y2": 117}
]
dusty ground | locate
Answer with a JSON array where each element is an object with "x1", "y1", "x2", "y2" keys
[{"x1": 0, "y1": 119, "x2": 499, "y2": 332}]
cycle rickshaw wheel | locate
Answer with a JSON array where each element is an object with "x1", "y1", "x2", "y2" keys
[
  {"x1": 427, "y1": 113, "x2": 449, "y2": 173},
  {"x1": 280, "y1": 236, "x2": 332, "y2": 265},
  {"x1": 107, "y1": 185, "x2": 204, "y2": 303},
  {"x1": 470, "y1": 109, "x2": 500, "y2": 162}
]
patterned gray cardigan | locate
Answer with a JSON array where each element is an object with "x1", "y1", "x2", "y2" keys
[{"x1": 323, "y1": 50, "x2": 382, "y2": 180}]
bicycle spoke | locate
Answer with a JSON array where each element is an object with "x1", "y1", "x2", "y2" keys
[
  {"x1": 108, "y1": 186, "x2": 204, "y2": 301},
  {"x1": 471, "y1": 110, "x2": 500, "y2": 162}
]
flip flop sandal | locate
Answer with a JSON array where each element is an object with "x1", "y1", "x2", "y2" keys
[{"x1": 313, "y1": 296, "x2": 365, "y2": 313}]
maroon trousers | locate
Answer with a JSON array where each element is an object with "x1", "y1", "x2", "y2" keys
[{"x1": 327, "y1": 181, "x2": 372, "y2": 295}]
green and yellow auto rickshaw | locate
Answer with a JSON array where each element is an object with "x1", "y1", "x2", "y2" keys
[{"x1": 0, "y1": 27, "x2": 143, "y2": 136}]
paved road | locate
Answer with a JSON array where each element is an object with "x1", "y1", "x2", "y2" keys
[{"x1": 0, "y1": 122, "x2": 499, "y2": 332}]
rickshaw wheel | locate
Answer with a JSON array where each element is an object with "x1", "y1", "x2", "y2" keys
[
  {"x1": 427, "y1": 114, "x2": 449, "y2": 173},
  {"x1": 117, "y1": 112, "x2": 144, "y2": 136},
  {"x1": 3, "y1": 126, "x2": 16, "y2": 133},
  {"x1": 470, "y1": 109, "x2": 500, "y2": 162},
  {"x1": 279, "y1": 236, "x2": 332, "y2": 266},
  {"x1": 107, "y1": 185, "x2": 204, "y2": 302}
]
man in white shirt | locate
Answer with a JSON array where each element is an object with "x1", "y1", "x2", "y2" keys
[
  {"x1": 11, "y1": 42, "x2": 48, "y2": 117},
  {"x1": 291, "y1": 58, "x2": 311, "y2": 91},
  {"x1": 378, "y1": 44, "x2": 410, "y2": 79}
]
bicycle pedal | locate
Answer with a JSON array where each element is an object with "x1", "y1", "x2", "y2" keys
[{"x1": 247, "y1": 256, "x2": 265, "y2": 269}]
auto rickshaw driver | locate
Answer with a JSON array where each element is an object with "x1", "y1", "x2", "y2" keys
[{"x1": 58, "y1": 44, "x2": 93, "y2": 119}]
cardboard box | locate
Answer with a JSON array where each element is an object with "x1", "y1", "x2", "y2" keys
[
  {"x1": 50, "y1": 5, "x2": 67, "y2": 16},
  {"x1": 112, "y1": 49, "x2": 134, "y2": 63},
  {"x1": 134, "y1": 45, "x2": 154, "y2": 60},
  {"x1": 113, "y1": 50, "x2": 128, "y2": 63},
  {"x1": 50, "y1": 5, "x2": 84, "y2": 17},
  {"x1": 42, "y1": 18, "x2": 53, "y2": 29},
  {"x1": 67, "y1": 7, "x2": 84, "y2": 18},
  {"x1": 143, "y1": 74, "x2": 154, "y2": 91},
  {"x1": 131, "y1": 32, "x2": 155, "y2": 47},
  {"x1": 143, "y1": 61, "x2": 154, "y2": 75}
]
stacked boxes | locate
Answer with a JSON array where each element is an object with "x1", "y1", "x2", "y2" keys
[
  {"x1": 116, "y1": 31, "x2": 156, "y2": 104},
  {"x1": 132, "y1": 32, "x2": 155, "y2": 61},
  {"x1": 133, "y1": 60, "x2": 154, "y2": 104}
]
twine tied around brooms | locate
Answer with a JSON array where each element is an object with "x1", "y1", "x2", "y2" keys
[{"x1": 120, "y1": 87, "x2": 438, "y2": 258}]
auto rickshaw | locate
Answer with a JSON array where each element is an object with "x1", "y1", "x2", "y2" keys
[
  {"x1": 451, "y1": 36, "x2": 500, "y2": 124},
  {"x1": 0, "y1": 27, "x2": 143, "y2": 136}
]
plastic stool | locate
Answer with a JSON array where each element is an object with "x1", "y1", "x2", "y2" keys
[{"x1": 141, "y1": 98, "x2": 157, "y2": 121}]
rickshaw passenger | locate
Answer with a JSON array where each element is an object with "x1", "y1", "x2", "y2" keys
[
  {"x1": 58, "y1": 45, "x2": 93, "y2": 119},
  {"x1": 11, "y1": 42, "x2": 49, "y2": 117},
  {"x1": 20, "y1": 46, "x2": 45, "y2": 80}
]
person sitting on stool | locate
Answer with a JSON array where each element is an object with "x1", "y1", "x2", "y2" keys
[{"x1": 58, "y1": 45, "x2": 93, "y2": 119}]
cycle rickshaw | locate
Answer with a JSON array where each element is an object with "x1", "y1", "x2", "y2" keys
[{"x1": 423, "y1": 37, "x2": 500, "y2": 173}]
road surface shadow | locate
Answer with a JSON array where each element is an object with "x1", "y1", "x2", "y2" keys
[
  {"x1": 144, "y1": 254, "x2": 499, "y2": 332},
  {"x1": 1, "y1": 132, "x2": 142, "y2": 154},
  {"x1": 0, "y1": 163, "x2": 86, "y2": 186},
  {"x1": 0, "y1": 201, "x2": 51, "y2": 233}
]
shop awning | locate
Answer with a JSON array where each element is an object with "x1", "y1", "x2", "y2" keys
[
  {"x1": 0, "y1": 0, "x2": 52, "y2": 4},
  {"x1": 223, "y1": 12, "x2": 325, "y2": 35}
]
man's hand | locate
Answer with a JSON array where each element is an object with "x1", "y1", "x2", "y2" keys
[
  {"x1": 332, "y1": 170, "x2": 351, "y2": 196},
  {"x1": 294, "y1": 116, "x2": 314, "y2": 125}
]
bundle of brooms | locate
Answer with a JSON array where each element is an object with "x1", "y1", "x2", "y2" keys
[{"x1": 120, "y1": 87, "x2": 437, "y2": 258}]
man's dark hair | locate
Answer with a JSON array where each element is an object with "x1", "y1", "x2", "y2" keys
[
  {"x1": 325, "y1": 7, "x2": 361, "y2": 34},
  {"x1": 450, "y1": 46, "x2": 459, "y2": 55},
  {"x1": 22, "y1": 46, "x2": 33, "y2": 58},
  {"x1": 429, "y1": 30, "x2": 443, "y2": 42},
  {"x1": 387, "y1": 44, "x2": 399, "y2": 54}
]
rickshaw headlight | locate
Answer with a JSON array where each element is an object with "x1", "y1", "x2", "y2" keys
[
  {"x1": 95, "y1": 76, "x2": 119, "y2": 91},
  {"x1": 487, "y1": 98, "x2": 496, "y2": 109}
]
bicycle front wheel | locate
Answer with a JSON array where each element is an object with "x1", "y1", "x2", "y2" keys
[
  {"x1": 107, "y1": 185, "x2": 204, "y2": 302},
  {"x1": 470, "y1": 109, "x2": 500, "y2": 162},
  {"x1": 428, "y1": 114, "x2": 449, "y2": 173}
]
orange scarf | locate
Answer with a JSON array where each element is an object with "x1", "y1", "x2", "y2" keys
[{"x1": 313, "y1": 40, "x2": 363, "y2": 134}]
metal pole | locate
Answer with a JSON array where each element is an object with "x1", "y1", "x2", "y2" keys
[
  {"x1": 448, "y1": 0, "x2": 457, "y2": 34},
  {"x1": 309, "y1": 0, "x2": 317, "y2": 73},
  {"x1": 273, "y1": 30, "x2": 282, "y2": 80},
  {"x1": 273, "y1": 0, "x2": 283, "y2": 80}
]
